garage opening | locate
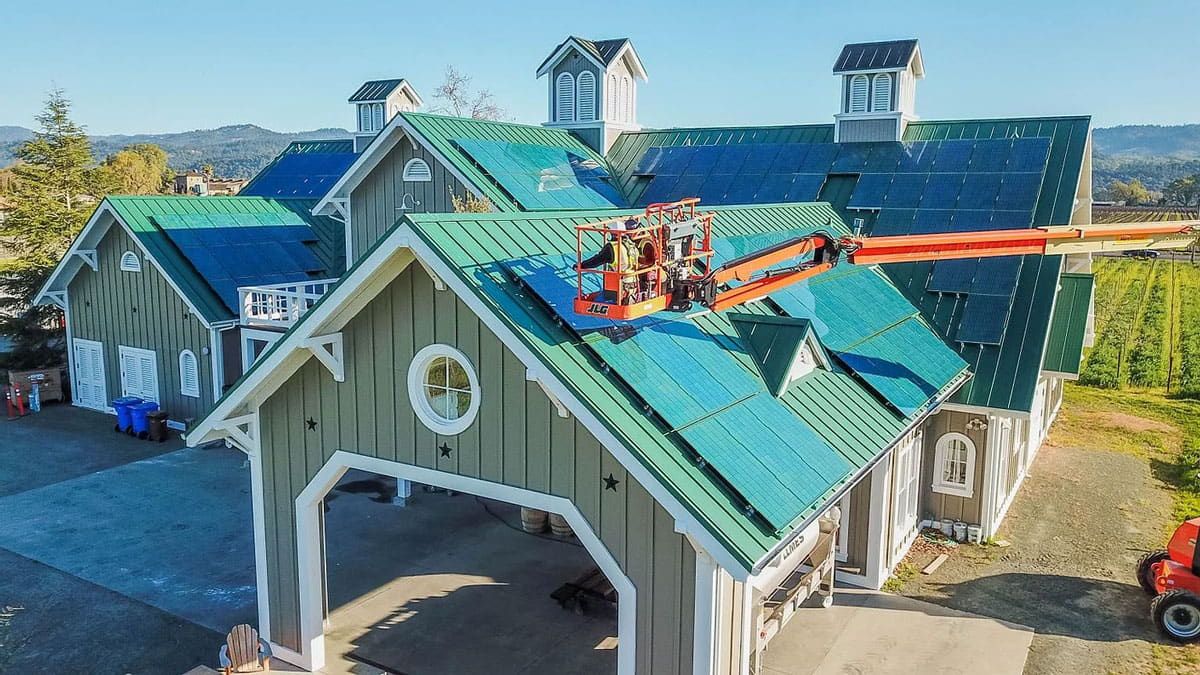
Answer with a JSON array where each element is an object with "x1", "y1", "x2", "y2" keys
[{"x1": 305, "y1": 465, "x2": 628, "y2": 674}]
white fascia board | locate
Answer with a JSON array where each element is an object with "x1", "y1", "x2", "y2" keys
[
  {"x1": 535, "y1": 39, "x2": 606, "y2": 78},
  {"x1": 835, "y1": 66, "x2": 909, "y2": 76},
  {"x1": 610, "y1": 41, "x2": 648, "y2": 81},
  {"x1": 311, "y1": 114, "x2": 485, "y2": 218},
  {"x1": 34, "y1": 201, "x2": 217, "y2": 330},
  {"x1": 937, "y1": 401, "x2": 1032, "y2": 419}
]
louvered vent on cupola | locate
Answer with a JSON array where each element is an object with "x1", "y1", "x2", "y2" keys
[
  {"x1": 833, "y1": 39, "x2": 924, "y2": 143},
  {"x1": 537, "y1": 36, "x2": 648, "y2": 153},
  {"x1": 729, "y1": 313, "x2": 831, "y2": 397}
]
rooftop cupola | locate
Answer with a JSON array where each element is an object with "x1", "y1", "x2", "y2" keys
[
  {"x1": 349, "y1": 78, "x2": 423, "y2": 153},
  {"x1": 536, "y1": 36, "x2": 648, "y2": 153},
  {"x1": 833, "y1": 39, "x2": 924, "y2": 143}
]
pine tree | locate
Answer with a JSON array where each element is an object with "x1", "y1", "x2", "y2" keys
[{"x1": 0, "y1": 90, "x2": 100, "y2": 368}]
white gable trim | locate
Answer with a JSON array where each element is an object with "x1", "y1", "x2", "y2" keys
[
  {"x1": 184, "y1": 219, "x2": 753, "y2": 579},
  {"x1": 312, "y1": 115, "x2": 485, "y2": 217},
  {"x1": 34, "y1": 201, "x2": 217, "y2": 330},
  {"x1": 535, "y1": 38, "x2": 607, "y2": 78},
  {"x1": 610, "y1": 40, "x2": 648, "y2": 81}
]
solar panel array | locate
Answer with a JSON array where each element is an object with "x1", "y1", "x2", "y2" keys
[
  {"x1": 153, "y1": 213, "x2": 328, "y2": 312},
  {"x1": 454, "y1": 139, "x2": 624, "y2": 210},
  {"x1": 240, "y1": 152, "x2": 358, "y2": 199}
]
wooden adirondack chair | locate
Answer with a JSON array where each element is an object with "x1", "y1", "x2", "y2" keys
[{"x1": 219, "y1": 624, "x2": 272, "y2": 674}]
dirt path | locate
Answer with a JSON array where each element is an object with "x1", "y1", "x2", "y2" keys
[{"x1": 892, "y1": 400, "x2": 1197, "y2": 674}]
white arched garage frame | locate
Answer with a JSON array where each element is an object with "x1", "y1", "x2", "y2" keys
[{"x1": 292, "y1": 450, "x2": 637, "y2": 673}]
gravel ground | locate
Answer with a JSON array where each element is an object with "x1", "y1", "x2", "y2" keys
[{"x1": 892, "y1": 406, "x2": 1197, "y2": 674}]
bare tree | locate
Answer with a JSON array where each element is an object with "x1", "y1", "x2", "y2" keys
[{"x1": 431, "y1": 66, "x2": 504, "y2": 120}]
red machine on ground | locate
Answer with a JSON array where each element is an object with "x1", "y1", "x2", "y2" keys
[
  {"x1": 1138, "y1": 518, "x2": 1200, "y2": 642},
  {"x1": 573, "y1": 198, "x2": 1200, "y2": 321}
]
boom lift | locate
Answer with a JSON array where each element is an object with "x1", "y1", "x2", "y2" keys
[{"x1": 573, "y1": 198, "x2": 1200, "y2": 321}]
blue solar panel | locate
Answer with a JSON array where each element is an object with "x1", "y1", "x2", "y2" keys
[
  {"x1": 799, "y1": 144, "x2": 838, "y2": 172},
  {"x1": 501, "y1": 254, "x2": 666, "y2": 334},
  {"x1": 911, "y1": 209, "x2": 954, "y2": 234},
  {"x1": 884, "y1": 173, "x2": 928, "y2": 209},
  {"x1": 927, "y1": 259, "x2": 977, "y2": 294},
  {"x1": 951, "y1": 210, "x2": 994, "y2": 232},
  {"x1": 991, "y1": 209, "x2": 1035, "y2": 230},
  {"x1": 725, "y1": 174, "x2": 764, "y2": 204},
  {"x1": 157, "y1": 219, "x2": 327, "y2": 312},
  {"x1": 696, "y1": 173, "x2": 734, "y2": 204},
  {"x1": 996, "y1": 172, "x2": 1043, "y2": 211},
  {"x1": 968, "y1": 139, "x2": 1012, "y2": 172},
  {"x1": 757, "y1": 173, "x2": 795, "y2": 202},
  {"x1": 713, "y1": 146, "x2": 750, "y2": 175},
  {"x1": 864, "y1": 143, "x2": 902, "y2": 172},
  {"x1": 871, "y1": 209, "x2": 914, "y2": 236},
  {"x1": 971, "y1": 256, "x2": 1023, "y2": 295},
  {"x1": 455, "y1": 139, "x2": 623, "y2": 209},
  {"x1": 639, "y1": 175, "x2": 679, "y2": 205},
  {"x1": 672, "y1": 174, "x2": 706, "y2": 199},
  {"x1": 770, "y1": 145, "x2": 809, "y2": 173},
  {"x1": 633, "y1": 147, "x2": 663, "y2": 176},
  {"x1": 1008, "y1": 137, "x2": 1052, "y2": 173},
  {"x1": 683, "y1": 145, "x2": 720, "y2": 176},
  {"x1": 958, "y1": 173, "x2": 1003, "y2": 210},
  {"x1": 835, "y1": 316, "x2": 966, "y2": 416},
  {"x1": 241, "y1": 152, "x2": 358, "y2": 199},
  {"x1": 656, "y1": 147, "x2": 689, "y2": 176},
  {"x1": 921, "y1": 173, "x2": 964, "y2": 209},
  {"x1": 896, "y1": 141, "x2": 935, "y2": 172},
  {"x1": 789, "y1": 174, "x2": 827, "y2": 201},
  {"x1": 933, "y1": 140, "x2": 974, "y2": 172},
  {"x1": 848, "y1": 173, "x2": 891, "y2": 209},
  {"x1": 740, "y1": 144, "x2": 780, "y2": 174},
  {"x1": 831, "y1": 143, "x2": 870, "y2": 173},
  {"x1": 957, "y1": 294, "x2": 1013, "y2": 345},
  {"x1": 770, "y1": 264, "x2": 918, "y2": 352}
]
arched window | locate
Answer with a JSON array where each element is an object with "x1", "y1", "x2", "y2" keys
[
  {"x1": 358, "y1": 104, "x2": 371, "y2": 133},
  {"x1": 608, "y1": 74, "x2": 619, "y2": 120},
  {"x1": 402, "y1": 158, "x2": 432, "y2": 182},
  {"x1": 555, "y1": 72, "x2": 576, "y2": 122},
  {"x1": 371, "y1": 103, "x2": 385, "y2": 131},
  {"x1": 849, "y1": 75, "x2": 869, "y2": 113},
  {"x1": 179, "y1": 349, "x2": 200, "y2": 398},
  {"x1": 576, "y1": 71, "x2": 596, "y2": 122},
  {"x1": 407, "y1": 344, "x2": 481, "y2": 435},
  {"x1": 119, "y1": 251, "x2": 141, "y2": 273},
  {"x1": 872, "y1": 73, "x2": 893, "y2": 112},
  {"x1": 620, "y1": 76, "x2": 631, "y2": 122},
  {"x1": 932, "y1": 432, "x2": 976, "y2": 497}
]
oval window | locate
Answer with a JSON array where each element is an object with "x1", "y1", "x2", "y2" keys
[{"x1": 407, "y1": 344, "x2": 480, "y2": 435}]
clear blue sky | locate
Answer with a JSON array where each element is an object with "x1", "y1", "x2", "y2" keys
[{"x1": 4, "y1": 0, "x2": 1198, "y2": 135}]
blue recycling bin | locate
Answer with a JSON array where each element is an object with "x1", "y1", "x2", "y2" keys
[
  {"x1": 112, "y1": 396, "x2": 143, "y2": 432},
  {"x1": 130, "y1": 401, "x2": 159, "y2": 438}
]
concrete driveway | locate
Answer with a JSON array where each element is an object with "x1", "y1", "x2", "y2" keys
[{"x1": 762, "y1": 588, "x2": 1033, "y2": 674}]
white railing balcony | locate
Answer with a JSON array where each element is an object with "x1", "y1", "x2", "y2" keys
[{"x1": 239, "y1": 279, "x2": 337, "y2": 329}]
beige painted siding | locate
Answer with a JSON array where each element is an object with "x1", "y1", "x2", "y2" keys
[
  {"x1": 348, "y1": 140, "x2": 472, "y2": 264},
  {"x1": 920, "y1": 410, "x2": 987, "y2": 525},
  {"x1": 840, "y1": 474, "x2": 873, "y2": 573},
  {"x1": 258, "y1": 263, "x2": 697, "y2": 673},
  {"x1": 67, "y1": 219, "x2": 214, "y2": 422},
  {"x1": 714, "y1": 570, "x2": 746, "y2": 675}
]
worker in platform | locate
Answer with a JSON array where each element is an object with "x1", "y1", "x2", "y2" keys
[{"x1": 580, "y1": 218, "x2": 651, "y2": 302}]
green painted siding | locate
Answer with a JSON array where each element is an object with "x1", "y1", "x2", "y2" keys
[
  {"x1": 68, "y1": 218, "x2": 214, "y2": 422},
  {"x1": 259, "y1": 263, "x2": 697, "y2": 673},
  {"x1": 551, "y1": 50, "x2": 603, "y2": 122},
  {"x1": 1043, "y1": 273, "x2": 1094, "y2": 375},
  {"x1": 919, "y1": 410, "x2": 987, "y2": 525},
  {"x1": 348, "y1": 139, "x2": 472, "y2": 263}
]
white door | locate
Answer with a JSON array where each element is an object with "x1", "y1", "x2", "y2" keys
[
  {"x1": 72, "y1": 339, "x2": 107, "y2": 410},
  {"x1": 890, "y1": 430, "x2": 921, "y2": 565},
  {"x1": 118, "y1": 345, "x2": 159, "y2": 402}
]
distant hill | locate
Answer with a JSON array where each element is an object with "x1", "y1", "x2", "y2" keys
[
  {"x1": 1093, "y1": 124, "x2": 1200, "y2": 191},
  {"x1": 0, "y1": 124, "x2": 351, "y2": 179}
]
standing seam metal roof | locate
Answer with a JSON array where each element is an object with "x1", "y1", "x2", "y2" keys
[
  {"x1": 833, "y1": 40, "x2": 919, "y2": 72},
  {"x1": 349, "y1": 79, "x2": 409, "y2": 102}
]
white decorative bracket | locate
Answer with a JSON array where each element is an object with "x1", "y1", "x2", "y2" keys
[
  {"x1": 419, "y1": 259, "x2": 446, "y2": 291},
  {"x1": 216, "y1": 411, "x2": 260, "y2": 457},
  {"x1": 74, "y1": 249, "x2": 98, "y2": 271},
  {"x1": 42, "y1": 291, "x2": 67, "y2": 309},
  {"x1": 303, "y1": 333, "x2": 345, "y2": 382},
  {"x1": 329, "y1": 197, "x2": 349, "y2": 220},
  {"x1": 526, "y1": 368, "x2": 570, "y2": 419}
]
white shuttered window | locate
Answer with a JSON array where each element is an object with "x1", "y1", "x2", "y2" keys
[
  {"x1": 849, "y1": 75, "x2": 869, "y2": 113},
  {"x1": 179, "y1": 350, "x2": 199, "y2": 398},
  {"x1": 556, "y1": 73, "x2": 576, "y2": 122},
  {"x1": 872, "y1": 73, "x2": 892, "y2": 112},
  {"x1": 119, "y1": 345, "x2": 159, "y2": 403},
  {"x1": 576, "y1": 71, "x2": 596, "y2": 121}
]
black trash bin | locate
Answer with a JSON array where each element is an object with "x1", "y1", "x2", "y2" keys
[{"x1": 147, "y1": 410, "x2": 170, "y2": 442}]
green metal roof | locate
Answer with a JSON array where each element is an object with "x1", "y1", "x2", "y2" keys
[
  {"x1": 104, "y1": 196, "x2": 344, "y2": 323},
  {"x1": 401, "y1": 112, "x2": 616, "y2": 212},
  {"x1": 399, "y1": 202, "x2": 963, "y2": 568},
  {"x1": 607, "y1": 116, "x2": 1092, "y2": 411},
  {"x1": 1043, "y1": 272, "x2": 1094, "y2": 375},
  {"x1": 729, "y1": 314, "x2": 824, "y2": 398}
]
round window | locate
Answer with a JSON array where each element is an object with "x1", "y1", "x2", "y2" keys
[{"x1": 407, "y1": 344, "x2": 480, "y2": 435}]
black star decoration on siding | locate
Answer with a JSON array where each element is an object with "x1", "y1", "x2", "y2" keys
[
  {"x1": 603, "y1": 473, "x2": 620, "y2": 491},
  {"x1": 439, "y1": 443, "x2": 453, "y2": 458},
  {"x1": 305, "y1": 417, "x2": 318, "y2": 431}
]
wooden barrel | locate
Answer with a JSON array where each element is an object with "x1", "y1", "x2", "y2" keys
[
  {"x1": 520, "y1": 507, "x2": 548, "y2": 533},
  {"x1": 549, "y1": 513, "x2": 574, "y2": 538}
]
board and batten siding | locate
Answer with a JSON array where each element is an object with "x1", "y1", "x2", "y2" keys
[
  {"x1": 67, "y1": 218, "x2": 215, "y2": 422},
  {"x1": 348, "y1": 140, "x2": 472, "y2": 265},
  {"x1": 839, "y1": 473, "x2": 873, "y2": 574},
  {"x1": 551, "y1": 52, "x2": 602, "y2": 123},
  {"x1": 258, "y1": 262, "x2": 698, "y2": 673},
  {"x1": 919, "y1": 410, "x2": 988, "y2": 525}
]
